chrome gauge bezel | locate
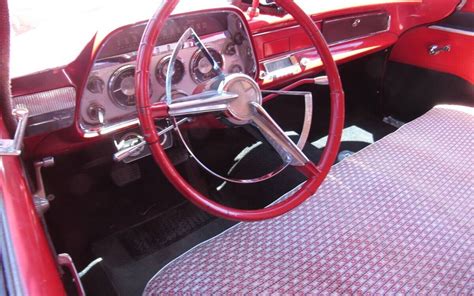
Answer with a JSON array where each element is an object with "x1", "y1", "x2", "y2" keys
[
  {"x1": 155, "y1": 55, "x2": 186, "y2": 86},
  {"x1": 189, "y1": 47, "x2": 225, "y2": 84},
  {"x1": 108, "y1": 64, "x2": 137, "y2": 109}
]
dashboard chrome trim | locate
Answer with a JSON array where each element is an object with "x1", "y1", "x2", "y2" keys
[
  {"x1": 81, "y1": 118, "x2": 139, "y2": 138},
  {"x1": 107, "y1": 64, "x2": 137, "y2": 109},
  {"x1": 323, "y1": 12, "x2": 391, "y2": 46},
  {"x1": 429, "y1": 25, "x2": 474, "y2": 36},
  {"x1": 79, "y1": 9, "x2": 258, "y2": 138}
]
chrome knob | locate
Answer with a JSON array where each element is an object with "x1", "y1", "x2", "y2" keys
[
  {"x1": 87, "y1": 104, "x2": 106, "y2": 125},
  {"x1": 428, "y1": 44, "x2": 451, "y2": 56},
  {"x1": 87, "y1": 76, "x2": 105, "y2": 94},
  {"x1": 352, "y1": 18, "x2": 361, "y2": 27},
  {"x1": 314, "y1": 76, "x2": 329, "y2": 86}
]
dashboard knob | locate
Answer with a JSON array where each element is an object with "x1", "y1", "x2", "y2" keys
[
  {"x1": 233, "y1": 32, "x2": 244, "y2": 45},
  {"x1": 314, "y1": 76, "x2": 329, "y2": 85},
  {"x1": 87, "y1": 76, "x2": 105, "y2": 94},
  {"x1": 88, "y1": 104, "x2": 106, "y2": 125},
  {"x1": 224, "y1": 43, "x2": 237, "y2": 56},
  {"x1": 300, "y1": 58, "x2": 309, "y2": 67}
]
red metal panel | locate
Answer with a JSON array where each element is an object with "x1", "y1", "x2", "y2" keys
[
  {"x1": 254, "y1": 25, "x2": 313, "y2": 60},
  {"x1": 260, "y1": 32, "x2": 398, "y2": 89},
  {"x1": 263, "y1": 38, "x2": 290, "y2": 57},
  {"x1": 390, "y1": 26, "x2": 474, "y2": 84},
  {"x1": 0, "y1": 116, "x2": 65, "y2": 295}
]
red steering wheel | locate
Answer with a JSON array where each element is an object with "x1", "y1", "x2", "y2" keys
[{"x1": 136, "y1": 0, "x2": 345, "y2": 221}]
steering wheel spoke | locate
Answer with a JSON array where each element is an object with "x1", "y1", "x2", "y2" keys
[
  {"x1": 149, "y1": 91, "x2": 238, "y2": 118},
  {"x1": 168, "y1": 91, "x2": 238, "y2": 117},
  {"x1": 250, "y1": 102, "x2": 309, "y2": 166}
]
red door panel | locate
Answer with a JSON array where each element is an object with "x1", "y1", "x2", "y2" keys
[
  {"x1": 390, "y1": 26, "x2": 474, "y2": 84},
  {"x1": 0, "y1": 116, "x2": 65, "y2": 295},
  {"x1": 461, "y1": 0, "x2": 474, "y2": 12}
]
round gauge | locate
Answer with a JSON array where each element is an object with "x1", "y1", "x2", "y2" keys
[
  {"x1": 155, "y1": 56, "x2": 185, "y2": 86},
  {"x1": 240, "y1": 40, "x2": 256, "y2": 76},
  {"x1": 190, "y1": 48, "x2": 224, "y2": 83},
  {"x1": 108, "y1": 65, "x2": 137, "y2": 108},
  {"x1": 230, "y1": 64, "x2": 243, "y2": 74}
]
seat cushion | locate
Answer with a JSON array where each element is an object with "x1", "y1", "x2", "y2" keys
[{"x1": 144, "y1": 105, "x2": 473, "y2": 295}]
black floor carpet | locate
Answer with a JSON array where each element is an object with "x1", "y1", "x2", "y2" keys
[
  {"x1": 92, "y1": 216, "x2": 235, "y2": 295},
  {"x1": 117, "y1": 202, "x2": 215, "y2": 260}
]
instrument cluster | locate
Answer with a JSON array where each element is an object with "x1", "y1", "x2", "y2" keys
[{"x1": 79, "y1": 11, "x2": 256, "y2": 136}]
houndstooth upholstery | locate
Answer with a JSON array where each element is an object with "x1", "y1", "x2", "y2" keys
[{"x1": 145, "y1": 105, "x2": 473, "y2": 295}]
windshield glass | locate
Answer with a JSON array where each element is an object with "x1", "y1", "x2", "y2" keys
[
  {"x1": 8, "y1": 0, "x2": 230, "y2": 77},
  {"x1": 9, "y1": 0, "x2": 230, "y2": 37}
]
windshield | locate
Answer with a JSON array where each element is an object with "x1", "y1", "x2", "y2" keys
[
  {"x1": 8, "y1": 0, "x2": 231, "y2": 77},
  {"x1": 9, "y1": 0, "x2": 230, "y2": 37}
]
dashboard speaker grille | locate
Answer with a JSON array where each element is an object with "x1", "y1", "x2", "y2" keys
[{"x1": 13, "y1": 87, "x2": 76, "y2": 136}]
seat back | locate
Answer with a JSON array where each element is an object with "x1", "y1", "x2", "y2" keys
[{"x1": 0, "y1": 0, "x2": 16, "y2": 135}]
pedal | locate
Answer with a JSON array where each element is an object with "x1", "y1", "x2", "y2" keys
[
  {"x1": 110, "y1": 163, "x2": 141, "y2": 187},
  {"x1": 383, "y1": 116, "x2": 405, "y2": 128}
]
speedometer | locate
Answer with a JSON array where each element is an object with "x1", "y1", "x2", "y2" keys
[
  {"x1": 108, "y1": 65, "x2": 137, "y2": 108},
  {"x1": 190, "y1": 48, "x2": 224, "y2": 83}
]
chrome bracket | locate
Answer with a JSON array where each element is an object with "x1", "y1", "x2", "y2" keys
[
  {"x1": 33, "y1": 157, "x2": 55, "y2": 215},
  {"x1": 113, "y1": 117, "x2": 190, "y2": 162},
  {"x1": 0, "y1": 107, "x2": 29, "y2": 156}
]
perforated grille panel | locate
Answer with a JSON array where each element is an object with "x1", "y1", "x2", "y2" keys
[
  {"x1": 13, "y1": 87, "x2": 76, "y2": 117},
  {"x1": 13, "y1": 87, "x2": 76, "y2": 135}
]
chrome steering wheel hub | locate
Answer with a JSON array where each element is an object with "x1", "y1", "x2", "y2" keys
[{"x1": 219, "y1": 73, "x2": 262, "y2": 125}]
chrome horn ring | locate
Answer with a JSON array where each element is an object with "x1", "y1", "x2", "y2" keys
[{"x1": 165, "y1": 28, "x2": 313, "y2": 184}]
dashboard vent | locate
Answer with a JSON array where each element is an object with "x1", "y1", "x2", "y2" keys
[{"x1": 13, "y1": 87, "x2": 76, "y2": 136}]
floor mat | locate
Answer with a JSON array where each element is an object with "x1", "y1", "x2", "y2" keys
[
  {"x1": 92, "y1": 216, "x2": 235, "y2": 296},
  {"x1": 117, "y1": 202, "x2": 215, "y2": 260}
]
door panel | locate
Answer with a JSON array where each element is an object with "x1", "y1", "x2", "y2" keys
[
  {"x1": 0, "y1": 117, "x2": 65, "y2": 296},
  {"x1": 390, "y1": 24, "x2": 474, "y2": 84},
  {"x1": 384, "y1": 9, "x2": 474, "y2": 121}
]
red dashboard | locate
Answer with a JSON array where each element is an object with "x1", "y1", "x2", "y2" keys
[{"x1": 9, "y1": 0, "x2": 460, "y2": 159}]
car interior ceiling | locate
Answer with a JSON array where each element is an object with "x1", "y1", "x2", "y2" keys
[{"x1": 33, "y1": 46, "x2": 473, "y2": 295}]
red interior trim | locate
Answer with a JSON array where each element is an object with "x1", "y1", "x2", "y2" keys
[{"x1": 0, "y1": 116, "x2": 65, "y2": 295}]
